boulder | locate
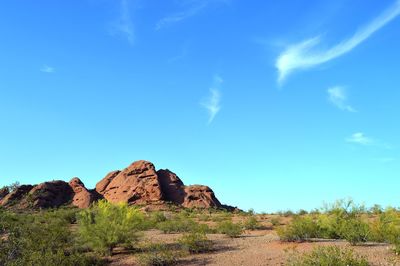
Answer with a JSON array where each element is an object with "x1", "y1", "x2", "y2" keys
[
  {"x1": 182, "y1": 185, "x2": 222, "y2": 208},
  {"x1": 27, "y1": 180, "x2": 74, "y2": 208},
  {"x1": 69, "y1": 177, "x2": 101, "y2": 208},
  {"x1": 96, "y1": 160, "x2": 163, "y2": 204}
]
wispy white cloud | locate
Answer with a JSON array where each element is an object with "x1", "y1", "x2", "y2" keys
[
  {"x1": 276, "y1": 0, "x2": 400, "y2": 83},
  {"x1": 156, "y1": 0, "x2": 229, "y2": 30},
  {"x1": 109, "y1": 0, "x2": 134, "y2": 45},
  {"x1": 201, "y1": 75, "x2": 223, "y2": 124},
  {"x1": 346, "y1": 132, "x2": 392, "y2": 149},
  {"x1": 346, "y1": 132, "x2": 373, "y2": 145},
  {"x1": 40, "y1": 65, "x2": 55, "y2": 73},
  {"x1": 327, "y1": 86, "x2": 356, "y2": 112}
]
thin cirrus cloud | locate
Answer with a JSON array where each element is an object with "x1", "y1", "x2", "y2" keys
[
  {"x1": 201, "y1": 75, "x2": 223, "y2": 124},
  {"x1": 109, "y1": 0, "x2": 134, "y2": 45},
  {"x1": 327, "y1": 86, "x2": 356, "y2": 112},
  {"x1": 346, "y1": 132, "x2": 392, "y2": 149},
  {"x1": 40, "y1": 65, "x2": 55, "y2": 73},
  {"x1": 155, "y1": 0, "x2": 229, "y2": 30},
  {"x1": 276, "y1": 0, "x2": 400, "y2": 83},
  {"x1": 346, "y1": 132, "x2": 373, "y2": 145}
]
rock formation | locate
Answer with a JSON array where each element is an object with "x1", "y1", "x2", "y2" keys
[
  {"x1": 95, "y1": 161, "x2": 163, "y2": 204},
  {"x1": 157, "y1": 169, "x2": 185, "y2": 204},
  {"x1": 0, "y1": 185, "x2": 34, "y2": 207},
  {"x1": 69, "y1": 178, "x2": 101, "y2": 209},
  {"x1": 183, "y1": 185, "x2": 221, "y2": 208},
  {"x1": 0, "y1": 187, "x2": 9, "y2": 201},
  {"x1": 0, "y1": 160, "x2": 228, "y2": 210}
]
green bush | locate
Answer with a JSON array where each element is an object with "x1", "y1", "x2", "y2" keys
[
  {"x1": 317, "y1": 200, "x2": 370, "y2": 245},
  {"x1": 270, "y1": 217, "x2": 281, "y2": 227},
  {"x1": 137, "y1": 243, "x2": 182, "y2": 266},
  {"x1": 217, "y1": 221, "x2": 243, "y2": 238},
  {"x1": 77, "y1": 200, "x2": 144, "y2": 255},
  {"x1": 369, "y1": 208, "x2": 400, "y2": 243},
  {"x1": 287, "y1": 246, "x2": 369, "y2": 266},
  {"x1": 278, "y1": 215, "x2": 321, "y2": 242},
  {"x1": 0, "y1": 211, "x2": 102, "y2": 266},
  {"x1": 339, "y1": 217, "x2": 369, "y2": 245},
  {"x1": 243, "y1": 216, "x2": 260, "y2": 230},
  {"x1": 178, "y1": 232, "x2": 213, "y2": 253},
  {"x1": 157, "y1": 218, "x2": 197, "y2": 233}
]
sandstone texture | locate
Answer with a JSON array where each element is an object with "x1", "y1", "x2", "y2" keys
[
  {"x1": 69, "y1": 177, "x2": 101, "y2": 209},
  {"x1": 95, "y1": 160, "x2": 163, "y2": 204}
]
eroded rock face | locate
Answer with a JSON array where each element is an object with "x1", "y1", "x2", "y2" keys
[
  {"x1": 95, "y1": 170, "x2": 120, "y2": 195},
  {"x1": 0, "y1": 187, "x2": 9, "y2": 201},
  {"x1": 157, "y1": 169, "x2": 185, "y2": 204},
  {"x1": 27, "y1": 181, "x2": 74, "y2": 208},
  {"x1": 96, "y1": 160, "x2": 163, "y2": 204},
  {"x1": 182, "y1": 185, "x2": 222, "y2": 208},
  {"x1": 0, "y1": 185, "x2": 34, "y2": 207},
  {"x1": 69, "y1": 177, "x2": 100, "y2": 208}
]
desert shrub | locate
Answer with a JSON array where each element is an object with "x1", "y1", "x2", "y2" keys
[
  {"x1": 369, "y1": 204, "x2": 383, "y2": 215},
  {"x1": 217, "y1": 221, "x2": 243, "y2": 238},
  {"x1": 369, "y1": 208, "x2": 400, "y2": 243},
  {"x1": 137, "y1": 243, "x2": 182, "y2": 266},
  {"x1": 243, "y1": 216, "x2": 260, "y2": 230},
  {"x1": 43, "y1": 207, "x2": 80, "y2": 224},
  {"x1": 157, "y1": 217, "x2": 197, "y2": 233},
  {"x1": 270, "y1": 217, "x2": 281, "y2": 227},
  {"x1": 287, "y1": 246, "x2": 369, "y2": 266},
  {"x1": 77, "y1": 200, "x2": 144, "y2": 255},
  {"x1": 156, "y1": 213, "x2": 213, "y2": 234},
  {"x1": 277, "y1": 210, "x2": 295, "y2": 217},
  {"x1": 198, "y1": 213, "x2": 211, "y2": 222},
  {"x1": 0, "y1": 211, "x2": 102, "y2": 266},
  {"x1": 339, "y1": 217, "x2": 369, "y2": 245},
  {"x1": 178, "y1": 232, "x2": 213, "y2": 253},
  {"x1": 278, "y1": 215, "x2": 321, "y2": 242},
  {"x1": 211, "y1": 212, "x2": 232, "y2": 222},
  {"x1": 317, "y1": 200, "x2": 370, "y2": 244},
  {"x1": 297, "y1": 209, "x2": 308, "y2": 215}
]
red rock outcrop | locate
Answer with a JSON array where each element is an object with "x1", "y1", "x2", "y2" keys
[
  {"x1": 157, "y1": 169, "x2": 185, "y2": 204},
  {"x1": 0, "y1": 187, "x2": 9, "y2": 201},
  {"x1": 69, "y1": 177, "x2": 101, "y2": 208},
  {"x1": 95, "y1": 170, "x2": 120, "y2": 195},
  {"x1": 182, "y1": 185, "x2": 221, "y2": 208},
  {"x1": 0, "y1": 185, "x2": 34, "y2": 207},
  {"x1": 1, "y1": 160, "x2": 228, "y2": 210},
  {"x1": 95, "y1": 160, "x2": 163, "y2": 204},
  {"x1": 26, "y1": 180, "x2": 74, "y2": 208}
]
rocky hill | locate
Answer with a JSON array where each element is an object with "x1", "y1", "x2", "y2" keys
[{"x1": 0, "y1": 160, "x2": 226, "y2": 210}]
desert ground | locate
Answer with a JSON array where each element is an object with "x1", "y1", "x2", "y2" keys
[{"x1": 109, "y1": 214, "x2": 400, "y2": 266}]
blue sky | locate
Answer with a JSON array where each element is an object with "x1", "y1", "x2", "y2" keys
[{"x1": 1, "y1": 0, "x2": 399, "y2": 212}]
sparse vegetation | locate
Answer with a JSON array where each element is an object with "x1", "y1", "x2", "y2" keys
[
  {"x1": 2, "y1": 198, "x2": 400, "y2": 265},
  {"x1": 137, "y1": 243, "x2": 182, "y2": 266},
  {"x1": 178, "y1": 232, "x2": 213, "y2": 253},
  {"x1": 277, "y1": 215, "x2": 321, "y2": 241},
  {"x1": 243, "y1": 216, "x2": 261, "y2": 230},
  {"x1": 217, "y1": 220, "x2": 243, "y2": 238},
  {"x1": 287, "y1": 246, "x2": 369, "y2": 266}
]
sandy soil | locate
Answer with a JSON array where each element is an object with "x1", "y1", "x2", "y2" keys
[{"x1": 110, "y1": 228, "x2": 400, "y2": 266}]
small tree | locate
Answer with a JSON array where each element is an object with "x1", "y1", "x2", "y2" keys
[{"x1": 78, "y1": 200, "x2": 144, "y2": 255}]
